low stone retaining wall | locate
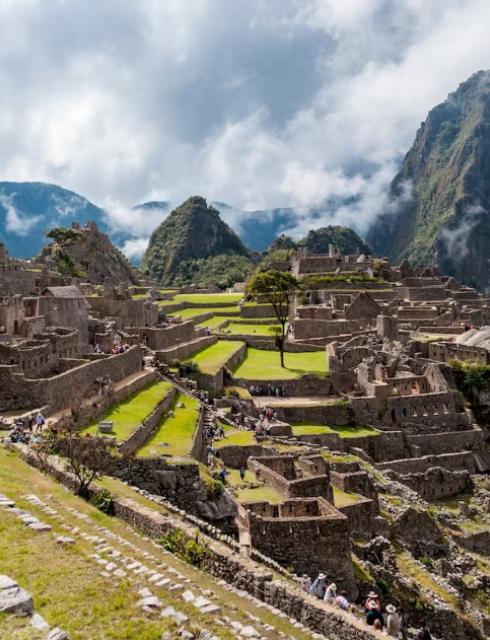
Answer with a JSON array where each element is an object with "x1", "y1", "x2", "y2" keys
[
  {"x1": 273, "y1": 403, "x2": 352, "y2": 425},
  {"x1": 196, "y1": 342, "x2": 247, "y2": 396},
  {"x1": 337, "y1": 497, "x2": 378, "y2": 536},
  {"x1": 119, "y1": 386, "x2": 178, "y2": 456},
  {"x1": 156, "y1": 335, "x2": 216, "y2": 363},
  {"x1": 235, "y1": 374, "x2": 332, "y2": 397},
  {"x1": 189, "y1": 405, "x2": 206, "y2": 464}
]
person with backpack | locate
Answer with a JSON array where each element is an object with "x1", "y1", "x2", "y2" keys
[{"x1": 416, "y1": 623, "x2": 432, "y2": 640}]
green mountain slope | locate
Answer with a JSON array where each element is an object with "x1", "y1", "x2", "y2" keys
[
  {"x1": 141, "y1": 196, "x2": 255, "y2": 287},
  {"x1": 368, "y1": 70, "x2": 490, "y2": 291}
]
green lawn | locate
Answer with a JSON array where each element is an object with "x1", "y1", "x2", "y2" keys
[
  {"x1": 191, "y1": 340, "x2": 244, "y2": 375},
  {"x1": 131, "y1": 293, "x2": 147, "y2": 299},
  {"x1": 137, "y1": 393, "x2": 200, "y2": 458},
  {"x1": 227, "y1": 468, "x2": 257, "y2": 486},
  {"x1": 291, "y1": 423, "x2": 379, "y2": 438},
  {"x1": 195, "y1": 315, "x2": 232, "y2": 329},
  {"x1": 222, "y1": 322, "x2": 280, "y2": 336},
  {"x1": 214, "y1": 424, "x2": 256, "y2": 448},
  {"x1": 236, "y1": 485, "x2": 283, "y2": 504},
  {"x1": 174, "y1": 293, "x2": 243, "y2": 304},
  {"x1": 169, "y1": 306, "x2": 240, "y2": 319},
  {"x1": 84, "y1": 381, "x2": 173, "y2": 441},
  {"x1": 233, "y1": 348, "x2": 328, "y2": 380}
]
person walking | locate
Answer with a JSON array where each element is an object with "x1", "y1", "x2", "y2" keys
[
  {"x1": 386, "y1": 604, "x2": 402, "y2": 637},
  {"x1": 35, "y1": 412, "x2": 46, "y2": 433},
  {"x1": 309, "y1": 573, "x2": 327, "y2": 599}
]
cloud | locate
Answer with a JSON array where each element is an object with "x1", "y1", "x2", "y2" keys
[
  {"x1": 120, "y1": 237, "x2": 151, "y2": 261},
  {"x1": 0, "y1": 194, "x2": 41, "y2": 236},
  {"x1": 0, "y1": 0, "x2": 489, "y2": 238},
  {"x1": 439, "y1": 204, "x2": 485, "y2": 259}
]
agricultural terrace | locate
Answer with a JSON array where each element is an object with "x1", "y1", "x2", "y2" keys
[
  {"x1": 233, "y1": 347, "x2": 328, "y2": 380},
  {"x1": 168, "y1": 306, "x2": 240, "y2": 319},
  {"x1": 221, "y1": 322, "x2": 281, "y2": 336},
  {"x1": 190, "y1": 340, "x2": 244, "y2": 375},
  {"x1": 84, "y1": 380, "x2": 173, "y2": 441},
  {"x1": 214, "y1": 424, "x2": 256, "y2": 448},
  {"x1": 172, "y1": 293, "x2": 243, "y2": 304},
  {"x1": 137, "y1": 393, "x2": 200, "y2": 459},
  {"x1": 291, "y1": 424, "x2": 379, "y2": 438}
]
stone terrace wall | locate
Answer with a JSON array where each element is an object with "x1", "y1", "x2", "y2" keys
[
  {"x1": 407, "y1": 429, "x2": 486, "y2": 457},
  {"x1": 189, "y1": 405, "x2": 207, "y2": 464},
  {"x1": 119, "y1": 386, "x2": 178, "y2": 456},
  {"x1": 337, "y1": 497, "x2": 378, "y2": 536},
  {"x1": 156, "y1": 335, "x2": 216, "y2": 364},
  {"x1": 196, "y1": 342, "x2": 247, "y2": 395},
  {"x1": 273, "y1": 403, "x2": 352, "y2": 425},
  {"x1": 377, "y1": 451, "x2": 476, "y2": 474}
]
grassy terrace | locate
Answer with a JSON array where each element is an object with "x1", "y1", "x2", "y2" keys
[
  {"x1": 333, "y1": 486, "x2": 363, "y2": 507},
  {"x1": 173, "y1": 293, "x2": 243, "y2": 304},
  {"x1": 169, "y1": 306, "x2": 240, "y2": 319},
  {"x1": 0, "y1": 447, "x2": 312, "y2": 640},
  {"x1": 214, "y1": 424, "x2": 256, "y2": 448},
  {"x1": 137, "y1": 393, "x2": 200, "y2": 458},
  {"x1": 221, "y1": 322, "x2": 280, "y2": 336},
  {"x1": 235, "y1": 485, "x2": 283, "y2": 504},
  {"x1": 233, "y1": 347, "x2": 328, "y2": 380},
  {"x1": 196, "y1": 315, "x2": 232, "y2": 329},
  {"x1": 191, "y1": 340, "x2": 244, "y2": 375},
  {"x1": 291, "y1": 423, "x2": 379, "y2": 438},
  {"x1": 84, "y1": 380, "x2": 173, "y2": 441}
]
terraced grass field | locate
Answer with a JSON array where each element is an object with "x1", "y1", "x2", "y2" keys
[
  {"x1": 291, "y1": 424, "x2": 379, "y2": 438},
  {"x1": 84, "y1": 380, "x2": 173, "y2": 441},
  {"x1": 191, "y1": 340, "x2": 244, "y2": 375},
  {"x1": 214, "y1": 424, "x2": 256, "y2": 448},
  {"x1": 235, "y1": 485, "x2": 283, "y2": 505},
  {"x1": 222, "y1": 322, "x2": 280, "y2": 336},
  {"x1": 169, "y1": 306, "x2": 241, "y2": 319},
  {"x1": 233, "y1": 348, "x2": 328, "y2": 380},
  {"x1": 173, "y1": 293, "x2": 243, "y2": 304},
  {"x1": 137, "y1": 393, "x2": 200, "y2": 458}
]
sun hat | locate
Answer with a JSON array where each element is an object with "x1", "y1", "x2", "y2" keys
[
  {"x1": 386, "y1": 604, "x2": 397, "y2": 614},
  {"x1": 368, "y1": 591, "x2": 378, "y2": 598},
  {"x1": 318, "y1": 573, "x2": 326, "y2": 580}
]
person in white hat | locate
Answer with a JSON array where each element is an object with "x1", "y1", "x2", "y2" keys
[
  {"x1": 386, "y1": 604, "x2": 402, "y2": 637},
  {"x1": 323, "y1": 582, "x2": 337, "y2": 604},
  {"x1": 309, "y1": 573, "x2": 327, "y2": 599}
]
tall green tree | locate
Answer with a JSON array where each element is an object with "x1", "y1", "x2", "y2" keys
[{"x1": 246, "y1": 270, "x2": 299, "y2": 368}]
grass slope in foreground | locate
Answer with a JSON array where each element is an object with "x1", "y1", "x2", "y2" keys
[
  {"x1": 84, "y1": 380, "x2": 173, "y2": 441},
  {"x1": 233, "y1": 347, "x2": 328, "y2": 380},
  {"x1": 137, "y1": 393, "x2": 200, "y2": 458}
]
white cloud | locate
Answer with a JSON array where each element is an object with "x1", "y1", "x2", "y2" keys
[
  {"x1": 0, "y1": 194, "x2": 41, "y2": 236},
  {"x1": 0, "y1": 0, "x2": 489, "y2": 238}
]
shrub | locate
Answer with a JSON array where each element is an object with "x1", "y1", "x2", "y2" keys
[
  {"x1": 159, "y1": 530, "x2": 209, "y2": 567},
  {"x1": 375, "y1": 577, "x2": 390, "y2": 595},
  {"x1": 418, "y1": 555, "x2": 434, "y2": 570},
  {"x1": 90, "y1": 489, "x2": 113, "y2": 514},
  {"x1": 179, "y1": 360, "x2": 201, "y2": 376}
]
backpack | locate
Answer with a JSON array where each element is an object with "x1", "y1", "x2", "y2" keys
[{"x1": 421, "y1": 628, "x2": 432, "y2": 640}]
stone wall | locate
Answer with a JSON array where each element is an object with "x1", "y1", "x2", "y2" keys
[
  {"x1": 156, "y1": 335, "x2": 216, "y2": 364},
  {"x1": 386, "y1": 466, "x2": 473, "y2": 500},
  {"x1": 196, "y1": 342, "x2": 247, "y2": 395},
  {"x1": 378, "y1": 451, "x2": 476, "y2": 474},
  {"x1": 272, "y1": 403, "x2": 352, "y2": 425},
  {"x1": 119, "y1": 386, "x2": 178, "y2": 456},
  {"x1": 236, "y1": 375, "x2": 332, "y2": 397},
  {"x1": 0, "y1": 345, "x2": 142, "y2": 412},
  {"x1": 337, "y1": 497, "x2": 378, "y2": 537}
]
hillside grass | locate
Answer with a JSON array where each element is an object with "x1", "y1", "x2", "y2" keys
[
  {"x1": 137, "y1": 393, "x2": 200, "y2": 458},
  {"x1": 214, "y1": 425, "x2": 256, "y2": 448},
  {"x1": 222, "y1": 322, "x2": 280, "y2": 336},
  {"x1": 169, "y1": 306, "x2": 240, "y2": 319},
  {"x1": 235, "y1": 485, "x2": 283, "y2": 505},
  {"x1": 84, "y1": 380, "x2": 173, "y2": 441},
  {"x1": 191, "y1": 340, "x2": 244, "y2": 375},
  {"x1": 333, "y1": 486, "x2": 363, "y2": 508}
]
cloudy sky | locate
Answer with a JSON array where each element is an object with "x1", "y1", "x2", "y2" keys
[{"x1": 1, "y1": 0, "x2": 490, "y2": 247}]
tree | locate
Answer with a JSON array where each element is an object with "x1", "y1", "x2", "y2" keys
[
  {"x1": 246, "y1": 270, "x2": 299, "y2": 368},
  {"x1": 32, "y1": 425, "x2": 116, "y2": 497}
]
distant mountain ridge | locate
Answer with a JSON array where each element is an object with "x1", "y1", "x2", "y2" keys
[{"x1": 368, "y1": 69, "x2": 490, "y2": 292}]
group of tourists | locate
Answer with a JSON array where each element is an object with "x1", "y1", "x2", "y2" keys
[
  {"x1": 110, "y1": 342, "x2": 131, "y2": 355},
  {"x1": 5, "y1": 412, "x2": 46, "y2": 444},
  {"x1": 306, "y1": 574, "x2": 433, "y2": 639},
  {"x1": 249, "y1": 383, "x2": 286, "y2": 397}
]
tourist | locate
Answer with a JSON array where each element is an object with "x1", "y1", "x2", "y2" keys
[
  {"x1": 415, "y1": 623, "x2": 432, "y2": 640},
  {"x1": 333, "y1": 590, "x2": 350, "y2": 611},
  {"x1": 365, "y1": 601, "x2": 384, "y2": 628},
  {"x1": 323, "y1": 582, "x2": 337, "y2": 604},
  {"x1": 239, "y1": 466, "x2": 246, "y2": 481},
  {"x1": 386, "y1": 604, "x2": 401, "y2": 637},
  {"x1": 218, "y1": 468, "x2": 229, "y2": 484},
  {"x1": 301, "y1": 574, "x2": 311, "y2": 593},
  {"x1": 35, "y1": 412, "x2": 46, "y2": 433},
  {"x1": 364, "y1": 591, "x2": 381, "y2": 612},
  {"x1": 309, "y1": 573, "x2": 327, "y2": 599},
  {"x1": 27, "y1": 414, "x2": 34, "y2": 432}
]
